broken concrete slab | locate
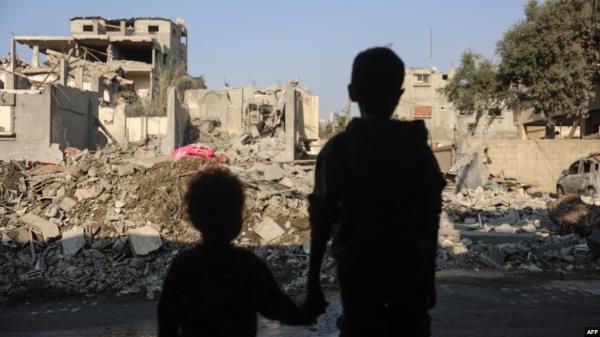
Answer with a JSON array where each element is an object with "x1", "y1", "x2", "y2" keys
[
  {"x1": 20, "y1": 213, "x2": 60, "y2": 241},
  {"x1": 44, "y1": 205, "x2": 59, "y2": 218},
  {"x1": 459, "y1": 230, "x2": 539, "y2": 244},
  {"x1": 59, "y1": 197, "x2": 77, "y2": 212},
  {"x1": 61, "y1": 226, "x2": 85, "y2": 256},
  {"x1": 74, "y1": 188, "x2": 99, "y2": 201},
  {"x1": 116, "y1": 164, "x2": 135, "y2": 177},
  {"x1": 254, "y1": 217, "x2": 285, "y2": 242},
  {"x1": 479, "y1": 253, "x2": 503, "y2": 269},
  {"x1": 127, "y1": 226, "x2": 162, "y2": 256},
  {"x1": 493, "y1": 223, "x2": 518, "y2": 233}
]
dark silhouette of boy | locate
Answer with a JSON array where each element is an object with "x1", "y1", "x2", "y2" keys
[
  {"x1": 158, "y1": 167, "x2": 312, "y2": 337},
  {"x1": 304, "y1": 47, "x2": 446, "y2": 337}
]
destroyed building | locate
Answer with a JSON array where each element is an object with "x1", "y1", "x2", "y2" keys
[
  {"x1": 0, "y1": 16, "x2": 319, "y2": 163},
  {"x1": 3, "y1": 16, "x2": 188, "y2": 96},
  {"x1": 394, "y1": 67, "x2": 519, "y2": 147}
]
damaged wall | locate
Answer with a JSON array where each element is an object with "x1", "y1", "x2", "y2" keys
[
  {"x1": 0, "y1": 85, "x2": 100, "y2": 162},
  {"x1": 161, "y1": 87, "x2": 189, "y2": 154},
  {"x1": 183, "y1": 87, "x2": 244, "y2": 135},
  {"x1": 50, "y1": 85, "x2": 99, "y2": 151},
  {"x1": 459, "y1": 139, "x2": 600, "y2": 192}
]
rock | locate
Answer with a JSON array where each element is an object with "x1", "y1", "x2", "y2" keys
[
  {"x1": 518, "y1": 223, "x2": 538, "y2": 233},
  {"x1": 127, "y1": 226, "x2": 162, "y2": 256},
  {"x1": 88, "y1": 167, "x2": 98, "y2": 177},
  {"x1": 74, "y1": 188, "x2": 99, "y2": 201},
  {"x1": 61, "y1": 226, "x2": 85, "y2": 256},
  {"x1": 262, "y1": 164, "x2": 284, "y2": 181},
  {"x1": 479, "y1": 248, "x2": 506, "y2": 269},
  {"x1": 451, "y1": 243, "x2": 469, "y2": 255},
  {"x1": 59, "y1": 197, "x2": 77, "y2": 212},
  {"x1": 20, "y1": 213, "x2": 60, "y2": 241},
  {"x1": 290, "y1": 217, "x2": 309, "y2": 230},
  {"x1": 249, "y1": 125, "x2": 261, "y2": 138},
  {"x1": 44, "y1": 205, "x2": 59, "y2": 218},
  {"x1": 279, "y1": 176, "x2": 296, "y2": 188},
  {"x1": 117, "y1": 164, "x2": 135, "y2": 177},
  {"x1": 493, "y1": 223, "x2": 517, "y2": 233},
  {"x1": 254, "y1": 217, "x2": 285, "y2": 242},
  {"x1": 56, "y1": 186, "x2": 66, "y2": 198},
  {"x1": 441, "y1": 239, "x2": 454, "y2": 249},
  {"x1": 7, "y1": 227, "x2": 30, "y2": 246},
  {"x1": 115, "y1": 200, "x2": 126, "y2": 209}
]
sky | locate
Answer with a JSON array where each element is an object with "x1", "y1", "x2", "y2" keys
[{"x1": 0, "y1": 0, "x2": 528, "y2": 117}]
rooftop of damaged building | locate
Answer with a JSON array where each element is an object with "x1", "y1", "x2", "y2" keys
[{"x1": 69, "y1": 16, "x2": 184, "y2": 24}]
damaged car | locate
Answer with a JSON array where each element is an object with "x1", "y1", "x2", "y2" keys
[{"x1": 556, "y1": 154, "x2": 600, "y2": 196}]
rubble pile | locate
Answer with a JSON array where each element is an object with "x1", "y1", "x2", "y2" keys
[
  {"x1": 438, "y1": 185, "x2": 600, "y2": 272},
  {"x1": 187, "y1": 117, "x2": 292, "y2": 163},
  {"x1": 0, "y1": 143, "x2": 332, "y2": 301}
]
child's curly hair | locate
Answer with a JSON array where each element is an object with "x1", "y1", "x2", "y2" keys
[{"x1": 184, "y1": 166, "x2": 245, "y2": 243}]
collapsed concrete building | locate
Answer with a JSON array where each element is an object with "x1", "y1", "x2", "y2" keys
[
  {"x1": 0, "y1": 17, "x2": 319, "y2": 163},
  {"x1": 4, "y1": 16, "x2": 188, "y2": 95}
]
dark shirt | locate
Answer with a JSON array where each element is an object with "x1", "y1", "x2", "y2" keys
[
  {"x1": 309, "y1": 117, "x2": 446, "y2": 311},
  {"x1": 158, "y1": 244, "x2": 307, "y2": 337}
]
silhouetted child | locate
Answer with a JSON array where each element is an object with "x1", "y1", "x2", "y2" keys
[
  {"x1": 158, "y1": 166, "x2": 312, "y2": 337},
  {"x1": 305, "y1": 47, "x2": 446, "y2": 337}
]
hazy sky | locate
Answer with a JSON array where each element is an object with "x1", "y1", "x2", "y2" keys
[{"x1": 0, "y1": 0, "x2": 527, "y2": 117}]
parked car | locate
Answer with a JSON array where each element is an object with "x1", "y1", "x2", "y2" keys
[{"x1": 556, "y1": 154, "x2": 600, "y2": 196}]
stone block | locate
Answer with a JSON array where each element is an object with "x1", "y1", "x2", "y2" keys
[
  {"x1": 59, "y1": 197, "x2": 77, "y2": 212},
  {"x1": 127, "y1": 226, "x2": 162, "y2": 256},
  {"x1": 254, "y1": 217, "x2": 285, "y2": 242},
  {"x1": 61, "y1": 226, "x2": 85, "y2": 256},
  {"x1": 20, "y1": 213, "x2": 60, "y2": 241},
  {"x1": 117, "y1": 164, "x2": 135, "y2": 177}
]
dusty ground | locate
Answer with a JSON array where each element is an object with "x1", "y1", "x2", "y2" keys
[{"x1": 1, "y1": 271, "x2": 598, "y2": 337}]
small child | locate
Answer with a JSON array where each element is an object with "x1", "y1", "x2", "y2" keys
[{"x1": 158, "y1": 166, "x2": 312, "y2": 337}]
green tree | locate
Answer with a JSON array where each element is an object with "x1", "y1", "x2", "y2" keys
[
  {"x1": 441, "y1": 50, "x2": 505, "y2": 128},
  {"x1": 497, "y1": 0, "x2": 599, "y2": 125}
]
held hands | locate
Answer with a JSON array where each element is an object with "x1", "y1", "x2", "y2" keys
[{"x1": 301, "y1": 282, "x2": 329, "y2": 324}]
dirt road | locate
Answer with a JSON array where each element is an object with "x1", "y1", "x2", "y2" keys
[{"x1": 1, "y1": 271, "x2": 599, "y2": 337}]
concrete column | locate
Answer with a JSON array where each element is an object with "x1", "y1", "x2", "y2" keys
[
  {"x1": 31, "y1": 44, "x2": 40, "y2": 68},
  {"x1": 58, "y1": 59, "x2": 68, "y2": 86},
  {"x1": 75, "y1": 66, "x2": 84, "y2": 90},
  {"x1": 107, "y1": 43, "x2": 114, "y2": 62},
  {"x1": 284, "y1": 85, "x2": 297, "y2": 161},
  {"x1": 6, "y1": 37, "x2": 16, "y2": 90},
  {"x1": 89, "y1": 74, "x2": 102, "y2": 92}
]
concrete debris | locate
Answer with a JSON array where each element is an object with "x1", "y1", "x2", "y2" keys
[
  {"x1": 116, "y1": 165, "x2": 135, "y2": 177},
  {"x1": 254, "y1": 217, "x2": 285, "y2": 242},
  {"x1": 127, "y1": 226, "x2": 162, "y2": 256},
  {"x1": 61, "y1": 226, "x2": 85, "y2": 256},
  {"x1": 2, "y1": 139, "x2": 600, "y2": 300},
  {"x1": 59, "y1": 197, "x2": 77, "y2": 212},
  {"x1": 19, "y1": 213, "x2": 60, "y2": 241},
  {"x1": 261, "y1": 164, "x2": 285, "y2": 181},
  {"x1": 437, "y1": 182, "x2": 600, "y2": 272}
]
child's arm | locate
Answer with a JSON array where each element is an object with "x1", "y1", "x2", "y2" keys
[
  {"x1": 157, "y1": 255, "x2": 184, "y2": 337},
  {"x1": 252, "y1": 258, "x2": 313, "y2": 325}
]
